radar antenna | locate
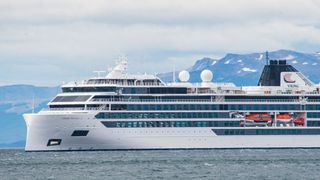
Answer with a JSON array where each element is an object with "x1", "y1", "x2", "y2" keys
[{"x1": 266, "y1": 51, "x2": 269, "y2": 65}]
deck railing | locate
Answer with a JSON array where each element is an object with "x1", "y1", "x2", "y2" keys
[{"x1": 90, "y1": 98, "x2": 320, "y2": 103}]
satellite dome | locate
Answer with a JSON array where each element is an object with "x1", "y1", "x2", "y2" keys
[
  {"x1": 201, "y1": 69, "x2": 213, "y2": 82},
  {"x1": 179, "y1": 70, "x2": 190, "y2": 82}
]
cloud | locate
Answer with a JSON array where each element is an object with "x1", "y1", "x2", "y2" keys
[
  {"x1": 0, "y1": 0, "x2": 320, "y2": 85},
  {"x1": 1, "y1": 0, "x2": 320, "y2": 25}
]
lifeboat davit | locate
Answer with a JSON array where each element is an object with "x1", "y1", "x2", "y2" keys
[{"x1": 294, "y1": 118, "x2": 305, "y2": 126}]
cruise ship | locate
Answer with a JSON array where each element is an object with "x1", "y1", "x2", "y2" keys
[{"x1": 23, "y1": 57, "x2": 320, "y2": 151}]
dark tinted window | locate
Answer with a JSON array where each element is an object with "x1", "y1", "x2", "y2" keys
[
  {"x1": 62, "y1": 87, "x2": 116, "y2": 93},
  {"x1": 52, "y1": 96, "x2": 90, "y2": 102},
  {"x1": 47, "y1": 139, "x2": 62, "y2": 146},
  {"x1": 71, "y1": 130, "x2": 89, "y2": 136},
  {"x1": 101, "y1": 121, "x2": 240, "y2": 128}
]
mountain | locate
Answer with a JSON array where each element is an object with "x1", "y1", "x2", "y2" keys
[
  {"x1": 0, "y1": 140, "x2": 26, "y2": 148},
  {"x1": 0, "y1": 85, "x2": 59, "y2": 146},
  {"x1": 159, "y1": 49, "x2": 320, "y2": 86}
]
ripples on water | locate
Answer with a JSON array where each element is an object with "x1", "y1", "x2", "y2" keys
[{"x1": 1, "y1": 149, "x2": 320, "y2": 180}]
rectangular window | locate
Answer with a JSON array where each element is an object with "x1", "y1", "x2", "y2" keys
[
  {"x1": 52, "y1": 96, "x2": 91, "y2": 102},
  {"x1": 47, "y1": 139, "x2": 62, "y2": 146},
  {"x1": 71, "y1": 130, "x2": 89, "y2": 136}
]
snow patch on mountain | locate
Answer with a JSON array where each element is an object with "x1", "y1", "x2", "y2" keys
[
  {"x1": 241, "y1": 67, "x2": 257, "y2": 72},
  {"x1": 211, "y1": 61, "x2": 217, "y2": 66},
  {"x1": 237, "y1": 60, "x2": 242, "y2": 63},
  {"x1": 224, "y1": 60, "x2": 231, "y2": 64},
  {"x1": 292, "y1": 60, "x2": 298, "y2": 64},
  {"x1": 303, "y1": 62, "x2": 309, "y2": 65},
  {"x1": 312, "y1": 63, "x2": 318, "y2": 66},
  {"x1": 283, "y1": 55, "x2": 295, "y2": 60},
  {"x1": 257, "y1": 54, "x2": 263, "y2": 61}
]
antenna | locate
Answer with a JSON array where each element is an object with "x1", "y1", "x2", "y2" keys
[
  {"x1": 173, "y1": 65, "x2": 176, "y2": 83},
  {"x1": 32, "y1": 95, "x2": 35, "y2": 113},
  {"x1": 266, "y1": 51, "x2": 269, "y2": 65}
]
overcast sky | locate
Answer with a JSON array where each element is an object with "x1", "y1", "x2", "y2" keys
[{"x1": 1, "y1": 0, "x2": 320, "y2": 86}]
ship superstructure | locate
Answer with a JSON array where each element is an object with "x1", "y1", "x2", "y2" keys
[{"x1": 23, "y1": 58, "x2": 320, "y2": 151}]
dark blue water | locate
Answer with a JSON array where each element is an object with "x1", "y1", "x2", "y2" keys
[{"x1": 1, "y1": 149, "x2": 320, "y2": 180}]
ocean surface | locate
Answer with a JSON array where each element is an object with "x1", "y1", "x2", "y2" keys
[{"x1": 1, "y1": 149, "x2": 320, "y2": 180}]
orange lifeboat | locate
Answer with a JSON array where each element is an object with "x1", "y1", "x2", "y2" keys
[
  {"x1": 294, "y1": 118, "x2": 305, "y2": 126},
  {"x1": 276, "y1": 114, "x2": 292, "y2": 122},
  {"x1": 260, "y1": 113, "x2": 273, "y2": 121},
  {"x1": 245, "y1": 113, "x2": 272, "y2": 122}
]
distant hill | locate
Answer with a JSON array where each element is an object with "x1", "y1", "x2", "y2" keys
[
  {"x1": 0, "y1": 140, "x2": 26, "y2": 148},
  {"x1": 159, "y1": 49, "x2": 320, "y2": 86},
  {"x1": 0, "y1": 85, "x2": 59, "y2": 145},
  {"x1": 0, "y1": 84, "x2": 59, "y2": 104}
]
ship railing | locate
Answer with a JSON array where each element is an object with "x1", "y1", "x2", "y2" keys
[
  {"x1": 224, "y1": 99, "x2": 301, "y2": 103},
  {"x1": 42, "y1": 107, "x2": 111, "y2": 111},
  {"x1": 65, "y1": 80, "x2": 166, "y2": 86},
  {"x1": 307, "y1": 99, "x2": 320, "y2": 102},
  {"x1": 89, "y1": 98, "x2": 319, "y2": 103},
  {"x1": 42, "y1": 107, "x2": 85, "y2": 111},
  {"x1": 86, "y1": 107, "x2": 109, "y2": 111},
  {"x1": 91, "y1": 98, "x2": 213, "y2": 102}
]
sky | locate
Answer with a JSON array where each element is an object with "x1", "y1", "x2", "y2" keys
[{"x1": 1, "y1": 0, "x2": 320, "y2": 86}]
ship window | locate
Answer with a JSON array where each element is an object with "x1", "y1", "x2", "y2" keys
[
  {"x1": 143, "y1": 105, "x2": 149, "y2": 110},
  {"x1": 47, "y1": 139, "x2": 62, "y2": 146},
  {"x1": 62, "y1": 87, "x2": 116, "y2": 93},
  {"x1": 133, "y1": 122, "x2": 137, "y2": 127},
  {"x1": 111, "y1": 104, "x2": 127, "y2": 110},
  {"x1": 71, "y1": 130, "x2": 89, "y2": 136},
  {"x1": 52, "y1": 96, "x2": 90, "y2": 102},
  {"x1": 116, "y1": 122, "x2": 121, "y2": 128},
  {"x1": 97, "y1": 112, "x2": 234, "y2": 120},
  {"x1": 150, "y1": 105, "x2": 156, "y2": 110},
  {"x1": 101, "y1": 120, "x2": 242, "y2": 128},
  {"x1": 49, "y1": 105, "x2": 85, "y2": 109}
]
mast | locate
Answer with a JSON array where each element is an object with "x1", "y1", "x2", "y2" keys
[
  {"x1": 266, "y1": 51, "x2": 269, "y2": 65},
  {"x1": 173, "y1": 65, "x2": 176, "y2": 83},
  {"x1": 32, "y1": 95, "x2": 35, "y2": 113},
  {"x1": 106, "y1": 55, "x2": 128, "y2": 78}
]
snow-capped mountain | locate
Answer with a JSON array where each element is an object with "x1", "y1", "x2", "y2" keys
[{"x1": 159, "y1": 49, "x2": 320, "y2": 85}]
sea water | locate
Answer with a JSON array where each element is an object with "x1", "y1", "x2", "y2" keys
[{"x1": 1, "y1": 149, "x2": 320, "y2": 180}]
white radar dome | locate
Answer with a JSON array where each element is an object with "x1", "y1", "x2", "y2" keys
[
  {"x1": 179, "y1": 70, "x2": 190, "y2": 82},
  {"x1": 201, "y1": 69, "x2": 213, "y2": 82}
]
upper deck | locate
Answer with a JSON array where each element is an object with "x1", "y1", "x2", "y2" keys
[{"x1": 60, "y1": 59, "x2": 320, "y2": 96}]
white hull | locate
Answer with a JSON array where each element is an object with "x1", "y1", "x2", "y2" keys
[{"x1": 24, "y1": 113, "x2": 320, "y2": 151}]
